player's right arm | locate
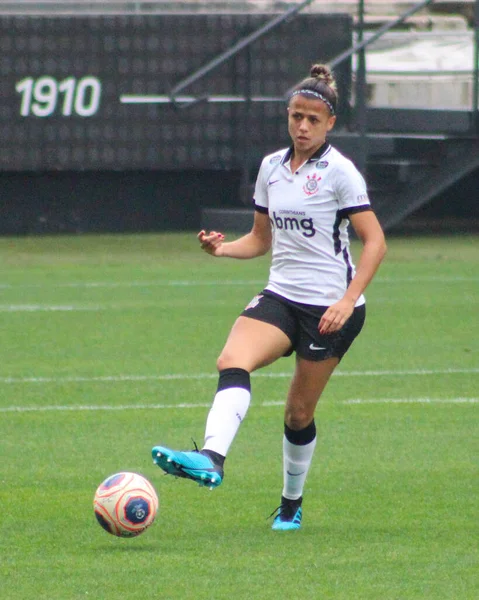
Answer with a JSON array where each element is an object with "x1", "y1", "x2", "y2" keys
[{"x1": 198, "y1": 211, "x2": 272, "y2": 259}]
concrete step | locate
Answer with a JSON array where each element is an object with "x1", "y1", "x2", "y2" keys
[{"x1": 0, "y1": 0, "x2": 473, "y2": 16}]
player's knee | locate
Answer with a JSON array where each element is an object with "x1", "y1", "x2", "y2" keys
[
  {"x1": 284, "y1": 404, "x2": 313, "y2": 430},
  {"x1": 216, "y1": 351, "x2": 236, "y2": 372},
  {"x1": 216, "y1": 349, "x2": 252, "y2": 373}
]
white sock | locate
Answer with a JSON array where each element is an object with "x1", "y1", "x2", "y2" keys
[
  {"x1": 202, "y1": 387, "x2": 250, "y2": 457},
  {"x1": 282, "y1": 436, "x2": 317, "y2": 500}
]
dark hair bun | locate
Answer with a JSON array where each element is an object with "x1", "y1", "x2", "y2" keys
[{"x1": 310, "y1": 64, "x2": 334, "y2": 86}]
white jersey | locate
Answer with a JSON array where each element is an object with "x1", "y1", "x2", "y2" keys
[{"x1": 253, "y1": 143, "x2": 372, "y2": 306}]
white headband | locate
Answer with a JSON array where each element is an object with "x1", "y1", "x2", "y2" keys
[{"x1": 290, "y1": 89, "x2": 335, "y2": 115}]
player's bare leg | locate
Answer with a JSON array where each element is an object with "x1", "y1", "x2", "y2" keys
[
  {"x1": 272, "y1": 356, "x2": 338, "y2": 530},
  {"x1": 216, "y1": 315, "x2": 292, "y2": 372},
  {"x1": 153, "y1": 317, "x2": 292, "y2": 488}
]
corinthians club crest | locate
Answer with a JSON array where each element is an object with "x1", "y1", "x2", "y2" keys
[{"x1": 303, "y1": 173, "x2": 321, "y2": 196}]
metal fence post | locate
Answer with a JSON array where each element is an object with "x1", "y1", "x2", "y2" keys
[
  {"x1": 356, "y1": 0, "x2": 368, "y2": 174},
  {"x1": 240, "y1": 45, "x2": 253, "y2": 206},
  {"x1": 473, "y1": 0, "x2": 479, "y2": 132}
]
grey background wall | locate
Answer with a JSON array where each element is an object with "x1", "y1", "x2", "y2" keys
[{"x1": 0, "y1": 13, "x2": 353, "y2": 235}]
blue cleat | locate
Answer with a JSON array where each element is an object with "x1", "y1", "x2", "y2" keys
[
  {"x1": 152, "y1": 445, "x2": 223, "y2": 489},
  {"x1": 270, "y1": 496, "x2": 303, "y2": 531}
]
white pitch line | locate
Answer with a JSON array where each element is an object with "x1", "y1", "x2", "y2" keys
[
  {"x1": 342, "y1": 397, "x2": 479, "y2": 405},
  {"x1": 0, "y1": 304, "x2": 107, "y2": 312},
  {"x1": 0, "y1": 280, "x2": 265, "y2": 290},
  {"x1": 0, "y1": 397, "x2": 477, "y2": 414},
  {"x1": 375, "y1": 276, "x2": 479, "y2": 283},
  {"x1": 0, "y1": 373, "x2": 218, "y2": 384},
  {"x1": 0, "y1": 368, "x2": 477, "y2": 385},
  {"x1": 0, "y1": 402, "x2": 212, "y2": 413},
  {"x1": 0, "y1": 276, "x2": 477, "y2": 291}
]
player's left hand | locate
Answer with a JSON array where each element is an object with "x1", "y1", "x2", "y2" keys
[{"x1": 318, "y1": 298, "x2": 355, "y2": 334}]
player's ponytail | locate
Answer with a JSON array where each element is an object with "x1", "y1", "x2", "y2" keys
[{"x1": 289, "y1": 63, "x2": 338, "y2": 115}]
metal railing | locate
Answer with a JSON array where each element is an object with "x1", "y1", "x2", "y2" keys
[
  {"x1": 474, "y1": 0, "x2": 479, "y2": 129},
  {"x1": 331, "y1": 0, "x2": 436, "y2": 171},
  {"x1": 168, "y1": 0, "x2": 317, "y2": 105},
  {"x1": 144, "y1": 0, "x2": 478, "y2": 193},
  {"x1": 161, "y1": 0, "x2": 319, "y2": 200},
  {"x1": 10, "y1": 1, "x2": 475, "y2": 180}
]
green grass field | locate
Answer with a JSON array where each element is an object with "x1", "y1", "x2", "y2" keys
[{"x1": 0, "y1": 232, "x2": 477, "y2": 600}]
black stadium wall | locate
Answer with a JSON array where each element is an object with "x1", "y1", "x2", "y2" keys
[
  {"x1": 0, "y1": 170, "x2": 244, "y2": 235},
  {"x1": 0, "y1": 13, "x2": 353, "y2": 235}
]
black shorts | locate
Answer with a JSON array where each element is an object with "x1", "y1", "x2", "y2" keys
[{"x1": 240, "y1": 290, "x2": 366, "y2": 361}]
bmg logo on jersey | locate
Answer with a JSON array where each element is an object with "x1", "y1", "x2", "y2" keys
[{"x1": 270, "y1": 211, "x2": 316, "y2": 237}]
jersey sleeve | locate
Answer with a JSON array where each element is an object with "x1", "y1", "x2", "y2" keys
[
  {"x1": 253, "y1": 156, "x2": 270, "y2": 214},
  {"x1": 334, "y1": 159, "x2": 372, "y2": 218}
]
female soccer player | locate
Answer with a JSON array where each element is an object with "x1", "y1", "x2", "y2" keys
[{"x1": 152, "y1": 63, "x2": 387, "y2": 530}]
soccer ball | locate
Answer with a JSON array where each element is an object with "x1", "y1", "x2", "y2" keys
[{"x1": 93, "y1": 472, "x2": 159, "y2": 537}]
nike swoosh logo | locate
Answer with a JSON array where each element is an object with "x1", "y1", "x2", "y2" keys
[
  {"x1": 287, "y1": 471, "x2": 305, "y2": 477},
  {"x1": 268, "y1": 179, "x2": 280, "y2": 186},
  {"x1": 309, "y1": 343, "x2": 326, "y2": 351}
]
